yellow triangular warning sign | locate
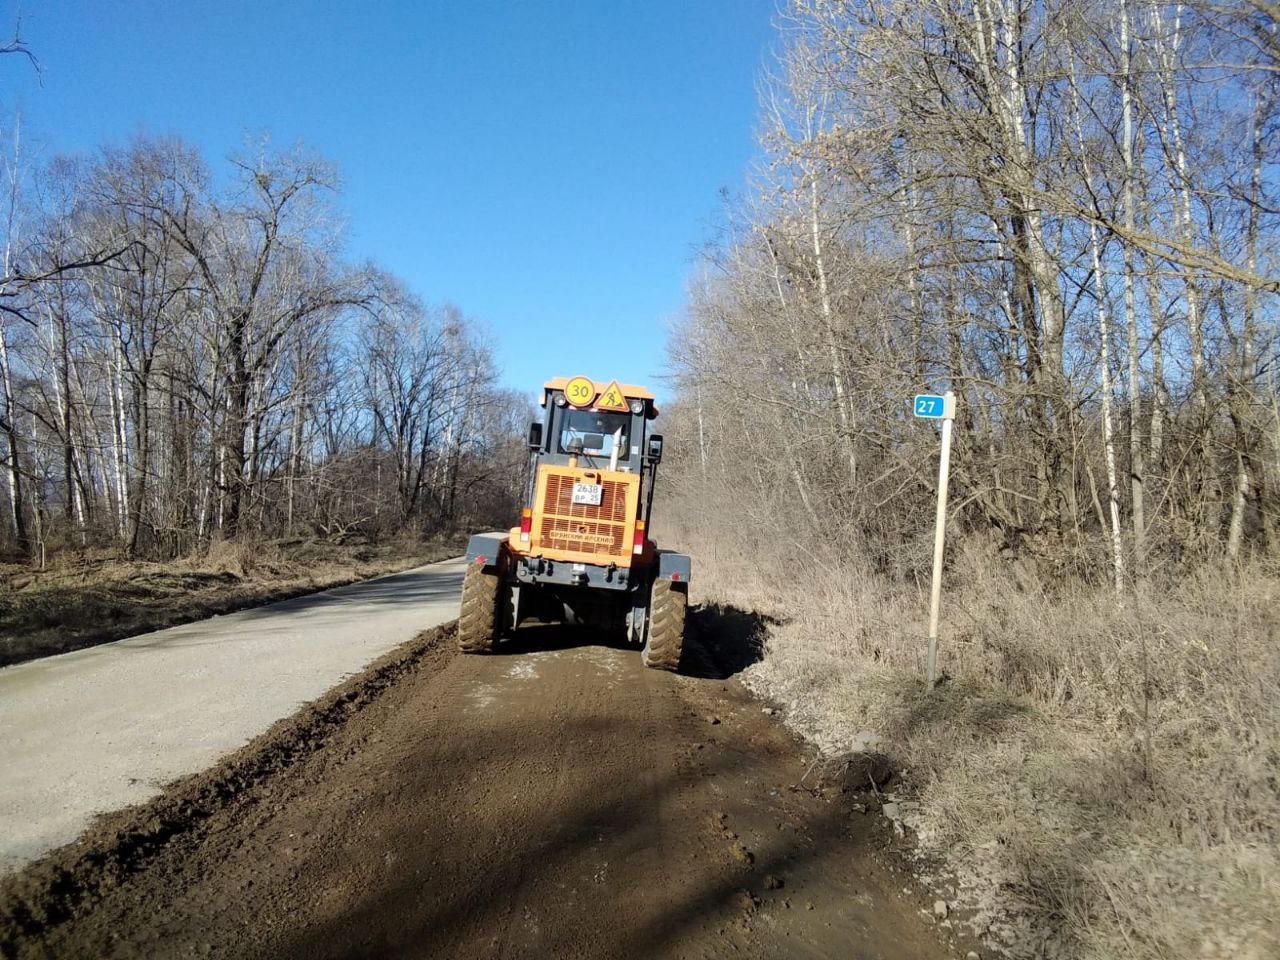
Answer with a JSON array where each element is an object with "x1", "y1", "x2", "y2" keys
[{"x1": 597, "y1": 380, "x2": 629, "y2": 412}]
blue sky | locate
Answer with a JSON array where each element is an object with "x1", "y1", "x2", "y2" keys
[{"x1": 3, "y1": 1, "x2": 777, "y2": 398}]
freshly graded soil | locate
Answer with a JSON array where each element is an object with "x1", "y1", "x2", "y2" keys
[{"x1": 0, "y1": 618, "x2": 971, "y2": 960}]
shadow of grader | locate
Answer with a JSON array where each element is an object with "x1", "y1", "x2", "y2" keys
[{"x1": 487, "y1": 600, "x2": 773, "y2": 681}]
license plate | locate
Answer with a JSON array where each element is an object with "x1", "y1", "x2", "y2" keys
[{"x1": 571, "y1": 482, "x2": 603, "y2": 506}]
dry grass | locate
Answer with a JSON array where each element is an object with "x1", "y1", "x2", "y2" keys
[
  {"x1": 677, "y1": 522, "x2": 1280, "y2": 959},
  {"x1": 0, "y1": 536, "x2": 463, "y2": 668}
]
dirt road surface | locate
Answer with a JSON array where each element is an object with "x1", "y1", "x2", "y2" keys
[{"x1": 1, "y1": 619, "x2": 971, "y2": 960}]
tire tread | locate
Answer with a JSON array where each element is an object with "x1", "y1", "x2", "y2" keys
[
  {"x1": 458, "y1": 563, "x2": 499, "y2": 654},
  {"x1": 642, "y1": 578, "x2": 686, "y2": 671}
]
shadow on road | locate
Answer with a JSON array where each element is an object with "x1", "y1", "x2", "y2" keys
[
  {"x1": 487, "y1": 603, "x2": 771, "y2": 682},
  {"x1": 682, "y1": 602, "x2": 773, "y2": 679},
  {"x1": 493, "y1": 621, "x2": 633, "y2": 655}
]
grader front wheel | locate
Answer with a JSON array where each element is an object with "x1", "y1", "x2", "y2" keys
[
  {"x1": 641, "y1": 578, "x2": 687, "y2": 672},
  {"x1": 458, "y1": 562, "x2": 499, "y2": 654}
]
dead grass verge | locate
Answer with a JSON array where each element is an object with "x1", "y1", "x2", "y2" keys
[{"x1": 681, "y1": 528, "x2": 1280, "y2": 960}]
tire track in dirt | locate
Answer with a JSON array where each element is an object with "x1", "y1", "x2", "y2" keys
[{"x1": 1, "y1": 618, "x2": 975, "y2": 960}]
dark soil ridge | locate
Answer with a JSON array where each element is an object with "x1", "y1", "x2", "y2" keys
[{"x1": 0, "y1": 622, "x2": 455, "y2": 957}]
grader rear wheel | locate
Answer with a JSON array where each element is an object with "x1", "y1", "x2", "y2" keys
[
  {"x1": 641, "y1": 578, "x2": 686, "y2": 672},
  {"x1": 458, "y1": 562, "x2": 499, "y2": 654}
]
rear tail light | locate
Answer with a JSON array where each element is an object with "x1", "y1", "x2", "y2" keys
[
  {"x1": 633, "y1": 519, "x2": 646, "y2": 555},
  {"x1": 519, "y1": 507, "x2": 532, "y2": 542}
]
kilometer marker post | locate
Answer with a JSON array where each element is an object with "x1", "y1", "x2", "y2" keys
[{"x1": 914, "y1": 391, "x2": 957, "y2": 689}]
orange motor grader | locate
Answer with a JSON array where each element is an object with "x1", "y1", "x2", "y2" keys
[{"x1": 458, "y1": 376, "x2": 690, "y2": 670}]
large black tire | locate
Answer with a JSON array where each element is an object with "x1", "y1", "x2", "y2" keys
[
  {"x1": 458, "y1": 563, "x2": 499, "y2": 654},
  {"x1": 641, "y1": 578, "x2": 686, "y2": 672}
]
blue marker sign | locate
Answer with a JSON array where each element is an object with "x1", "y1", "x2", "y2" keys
[
  {"x1": 914, "y1": 394, "x2": 947, "y2": 419},
  {"x1": 912, "y1": 389, "x2": 958, "y2": 687}
]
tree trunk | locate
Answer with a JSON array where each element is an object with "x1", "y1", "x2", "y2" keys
[
  {"x1": 1118, "y1": 0, "x2": 1147, "y2": 572},
  {"x1": 0, "y1": 320, "x2": 27, "y2": 552},
  {"x1": 1069, "y1": 56, "x2": 1126, "y2": 590}
]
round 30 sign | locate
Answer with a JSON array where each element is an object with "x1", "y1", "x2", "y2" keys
[{"x1": 564, "y1": 376, "x2": 596, "y2": 408}]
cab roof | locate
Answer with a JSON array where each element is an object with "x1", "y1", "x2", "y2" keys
[{"x1": 540, "y1": 377, "x2": 659, "y2": 417}]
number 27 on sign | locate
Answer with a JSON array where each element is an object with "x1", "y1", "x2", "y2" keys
[{"x1": 914, "y1": 394, "x2": 946, "y2": 418}]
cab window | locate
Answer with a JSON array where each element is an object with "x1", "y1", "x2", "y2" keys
[{"x1": 559, "y1": 410, "x2": 630, "y2": 458}]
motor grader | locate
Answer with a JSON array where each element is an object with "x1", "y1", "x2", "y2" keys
[{"x1": 458, "y1": 376, "x2": 690, "y2": 670}]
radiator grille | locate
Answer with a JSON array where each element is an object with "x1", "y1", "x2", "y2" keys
[{"x1": 539, "y1": 474, "x2": 631, "y2": 556}]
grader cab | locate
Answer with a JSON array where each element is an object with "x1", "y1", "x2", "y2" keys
[{"x1": 458, "y1": 376, "x2": 690, "y2": 670}]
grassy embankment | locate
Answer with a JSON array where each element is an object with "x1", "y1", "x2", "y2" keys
[
  {"x1": 0, "y1": 537, "x2": 464, "y2": 669},
  {"x1": 683, "y1": 528, "x2": 1279, "y2": 960}
]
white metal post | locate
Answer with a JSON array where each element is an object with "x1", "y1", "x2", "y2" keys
[{"x1": 926, "y1": 391, "x2": 956, "y2": 688}]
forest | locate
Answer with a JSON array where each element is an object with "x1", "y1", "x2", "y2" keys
[
  {"x1": 664, "y1": 1, "x2": 1279, "y2": 957},
  {"x1": 0, "y1": 134, "x2": 528, "y2": 564}
]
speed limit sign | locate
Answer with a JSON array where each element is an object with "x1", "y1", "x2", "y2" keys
[{"x1": 564, "y1": 376, "x2": 596, "y2": 408}]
